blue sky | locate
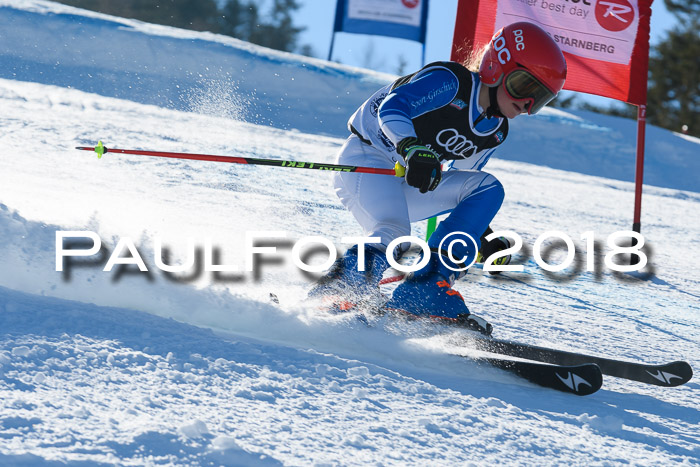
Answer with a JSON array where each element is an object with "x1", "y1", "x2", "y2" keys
[{"x1": 294, "y1": 0, "x2": 677, "y2": 107}]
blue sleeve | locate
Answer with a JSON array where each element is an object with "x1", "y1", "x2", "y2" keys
[{"x1": 378, "y1": 66, "x2": 460, "y2": 145}]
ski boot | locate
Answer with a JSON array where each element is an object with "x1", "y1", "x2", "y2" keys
[
  {"x1": 384, "y1": 249, "x2": 492, "y2": 336},
  {"x1": 307, "y1": 244, "x2": 389, "y2": 313},
  {"x1": 477, "y1": 235, "x2": 512, "y2": 275}
]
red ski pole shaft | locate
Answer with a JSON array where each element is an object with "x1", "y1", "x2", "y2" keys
[{"x1": 76, "y1": 141, "x2": 400, "y2": 176}]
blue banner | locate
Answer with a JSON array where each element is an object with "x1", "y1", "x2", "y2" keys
[{"x1": 333, "y1": 0, "x2": 429, "y2": 44}]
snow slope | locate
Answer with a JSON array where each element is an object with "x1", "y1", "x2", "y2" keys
[
  {"x1": 0, "y1": 0, "x2": 393, "y2": 138},
  {"x1": 2, "y1": 0, "x2": 698, "y2": 192},
  {"x1": 1, "y1": 1, "x2": 699, "y2": 465}
]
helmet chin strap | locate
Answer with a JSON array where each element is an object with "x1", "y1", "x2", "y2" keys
[
  {"x1": 475, "y1": 84, "x2": 504, "y2": 125},
  {"x1": 486, "y1": 85, "x2": 504, "y2": 119}
]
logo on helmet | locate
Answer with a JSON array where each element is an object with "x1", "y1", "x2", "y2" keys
[
  {"x1": 492, "y1": 28, "x2": 526, "y2": 65},
  {"x1": 513, "y1": 28, "x2": 525, "y2": 51},
  {"x1": 595, "y1": 0, "x2": 635, "y2": 32},
  {"x1": 491, "y1": 31, "x2": 511, "y2": 65}
]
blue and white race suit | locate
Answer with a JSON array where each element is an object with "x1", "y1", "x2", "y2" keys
[{"x1": 335, "y1": 61, "x2": 509, "y2": 262}]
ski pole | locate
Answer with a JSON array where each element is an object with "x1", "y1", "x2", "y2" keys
[{"x1": 76, "y1": 141, "x2": 404, "y2": 176}]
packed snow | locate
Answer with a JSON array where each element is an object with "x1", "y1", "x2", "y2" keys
[{"x1": 1, "y1": 1, "x2": 699, "y2": 465}]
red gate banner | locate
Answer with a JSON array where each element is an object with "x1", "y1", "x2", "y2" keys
[{"x1": 451, "y1": 0, "x2": 653, "y2": 105}]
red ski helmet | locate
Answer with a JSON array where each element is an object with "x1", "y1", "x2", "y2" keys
[{"x1": 479, "y1": 22, "x2": 567, "y2": 114}]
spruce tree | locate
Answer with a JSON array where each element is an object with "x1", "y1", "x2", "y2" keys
[
  {"x1": 55, "y1": 0, "x2": 220, "y2": 32},
  {"x1": 54, "y1": 0, "x2": 309, "y2": 55},
  {"x1": 646, "y1": 0, "x2": 700, "y2": 136}
]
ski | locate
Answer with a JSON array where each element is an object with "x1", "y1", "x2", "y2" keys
[
  {"x1": 459, "y1": 333, "x2": 693, "y2": 387},
  {"x1": 277, "y1": 293, "x2": 689, "y2": 391},
  {"x1": 458, "y1": 354, "x2": 602, "y2": 396}
]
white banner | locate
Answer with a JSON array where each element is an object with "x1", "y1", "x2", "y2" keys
[
  {"x1": 495, "y1": 0, "x2": 640, "y2": 65},
  {"x1": 347, "y1": 0, "x2": 424, "y2": 27}
]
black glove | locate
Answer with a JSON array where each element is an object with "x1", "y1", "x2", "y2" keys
[
  {"x1": 478, "y1": 226, "x2": 512, "y2": 275},
  {"x1": 396, "y1": 137, "x2": 442, "y2": 194}
]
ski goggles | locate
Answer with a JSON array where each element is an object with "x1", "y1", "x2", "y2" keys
[{"x1": 504, "y1": 69, "x2": 556, "y2": 115}]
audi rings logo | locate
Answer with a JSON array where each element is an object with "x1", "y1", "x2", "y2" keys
[{"x1": 436, "y1": 128, "x2": 477, "y2": 159}]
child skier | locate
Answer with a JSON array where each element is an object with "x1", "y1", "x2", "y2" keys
[{"x1": 311, "y1": 22, "x2": 567, "y2": 334}]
